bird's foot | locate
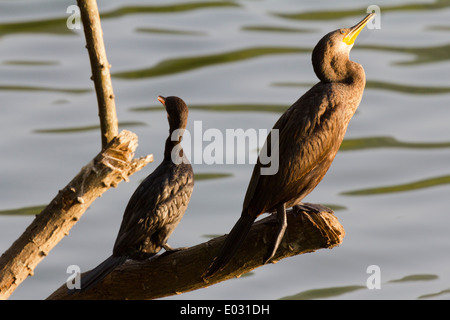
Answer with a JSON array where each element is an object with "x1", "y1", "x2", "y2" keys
[
  {"x1": 263, "y1": 204, "x2": 287, "y2": 264},
  {"x1": 160, "y1": 243, "x2": 188, "y2": 256},
  {"x1": 293, "y1": 202, "x2": 333, "y2": 215}
]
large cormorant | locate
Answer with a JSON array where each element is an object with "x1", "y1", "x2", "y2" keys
[
  {"x1": 73, "y1": 95, "x2": 194, "y2": 292},
  {"x1": 204, "y1": 13, "x2": 375, "y2": 278}
]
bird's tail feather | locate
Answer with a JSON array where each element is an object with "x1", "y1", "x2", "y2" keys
[
  {"x1": 204, "y1": 214, "x2": 255, "y2": 278},
  {"x1": 69, "y1": 255, "x2": 127, "y2": 294}
]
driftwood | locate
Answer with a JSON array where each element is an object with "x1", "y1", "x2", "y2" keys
[
  {"x1": 0, "y1": 131, "x2": 153, "y2": 300},
  {"x1": 47, "y1": 208, "x2": 344, "y2": 300}
]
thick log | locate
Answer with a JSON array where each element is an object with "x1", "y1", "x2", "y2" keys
[{"x1": 47, "y1": 208, "x2": 344, "y2": 300}]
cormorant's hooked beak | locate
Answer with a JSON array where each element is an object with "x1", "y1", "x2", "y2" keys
[
  {"x1": 157, "y1": 95, "x2": 166, "y2": 108},
  {"x1": 343, "y1": 13, "x2": 376, "y2": 45}
]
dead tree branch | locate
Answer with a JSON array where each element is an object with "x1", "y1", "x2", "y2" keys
[
  {"x1": 0, "y1": 0, "x2": 151, "y2": 300},
  {"x1": 77, "y1": 0, "x2": 118, "y2": 148},
  {"x1": 0, "y1": 131, "x2": 153, "y2": 300},
  {"x1": 47, "y1": 208, "x2": 344, "y2": 300}
]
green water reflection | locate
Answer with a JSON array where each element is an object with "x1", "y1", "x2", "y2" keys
[
  {"x1": 0, "y1": 17, "x2": 73, "y2": 37},
  {"x1": 359, "y1": 43, "x2": 450, "y2": 66},
  {"x1": 342, "y1": 175, "x2": 450, "y2": 196},
  {"x1": 241, "y1": 25, "x2": 314, "y2": 33},
  {"x1": 0, "y1": 85, "x2": 90, "y2": 94},
  {"x1": 130, "y1": 104, "x2": 288, "y2": 113},
  {"x1": 194, "y1": 173, "x2": 232, "y2": 181},
  {"x1": 113, "y1": 47, "x2": 308, "y2": 79},
  {"x1": 274, "y1": 81, "x2": 450, "y2": 95},
  {"x1": 0, "y1": 205, "x2": 45, "y2": 216},
  {"x1": 388, "y1": 274, "x2": 438, "y2": 283},
  {"x1": 280, "y1": 285, "x2": 366, "y2": 300},
  {"x1": 100, "y1": 1, "x2": 239, "y2": 19},
  {"x1": 0, "y1": 2, "x2": 238, "y2": 38},
  {"x1": 340, "y1": 136, "x2": 450, "y2": 151},
  {"x1": 280, "y1": 273, "x2": 439, "y2": 300},
  {"x1": 33, "y1": 121, "x2": 147, "y2": 134},
  {"x1": 273, "y1": 0, "x2": 450, "y2": 21},
  {"x1": 135, "y1": 27, "x2": 205, "y2": 36}
]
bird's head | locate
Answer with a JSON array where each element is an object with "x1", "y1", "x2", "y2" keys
[
  {"x1": 157, "y1": 95, "x2": 189, "y2": 133},
  {"x1": 312, "y1": 13, "x2": 375, "y2": 83}
]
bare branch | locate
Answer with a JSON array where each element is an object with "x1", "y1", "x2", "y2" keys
[
  {"x1": 77, "y1": 0, "x2": 118, "y2": 148},
  {"x1": 47, "y1": 209, "x2": 344, "y2": 300},
  {"x1": 0, "y1": 130, "x2": 153, "y2": 300}
]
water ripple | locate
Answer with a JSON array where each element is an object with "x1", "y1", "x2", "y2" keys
[
  {"x1": 359, "y1": 43, "x2": 450, "y2": 65},
  {"x1": 273, "y1": 80, "x2": 450, "y2": 95},
  {"x1": 272, "y1": 0, "x2": 450, "y2": 21},
  {"x1": 341, "y1": 174, "x2": 450, "y2": 196},
  {"x1": 0, "y1": 17, "x2": 73, "y2": 37},
  {"x1": 33, "y1": 121, "x2": 147, "y2": 134},
  {"x1": 340, "y1": 136, "x2": 450, "y2": 151},
  {"x1": 0, "y1": 205, "x2": 45, "y2": 216},
  {"x1": 100, "y1": 2, "x2": 240, "y2": 19},
  {"x1": 135, "y1": 27, "x2": 206, "y2": 36},
  {"x1": 130, "y1": 103, "x2": 288, "y2": 113},
  {"x1": 0, "y1": 85, "x2": 90, "y2": 94},
  {"x1": 0, "y1": 2, "x2": 239, "y2": 37},
  {"x1": 113, "y1": 47, "x2": 309, "y2": 79},
  {"x1": 280, "y1": 285, "x2": 366, "y2": 300}
]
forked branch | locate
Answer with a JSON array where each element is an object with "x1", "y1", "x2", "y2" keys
[{"x1": 0, "y1": 131, "x2": 153, "y2": 300}]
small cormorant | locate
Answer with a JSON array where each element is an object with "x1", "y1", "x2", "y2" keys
[
  {"x1": 73, "y1": 95, "x2": 194, "y2": 292},
  {"x1": 204, "y1": 13, "x2": 375, "y2": 278}
]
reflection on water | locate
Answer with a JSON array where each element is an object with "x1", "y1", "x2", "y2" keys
[
  {"x1": 0, "y1": 85, "x2": 90, "y2": 94},
  {"x1": 242, "y1": 25, "x2": 315, "y2": 33},
  {"x1": 280, "y1": 285, "x2": 366, "y2": 300},
  {"x1": 388, "y1": 274, "x2": 438, "y2": 283},
  {"x1": 359, "y1": 43, "x2": 450, "y2": 65},
  {"x1": 273, "y1": 0, "x2": 450, "y2": 20},
  {"x1": 0, "y1": 0, "x2": 449, "y2": 300},
  {"x1": 113, "y1": 47, "x2": 309, "y2": 79},
  {"x1": 194, "y1": 172, "x2": 232, "y2": 181},
  {"x1": 340, "y1": 136, "x2": 450, "y2": 151},
  {"x1": 33, "y1": 121, "x2": 147, "y2": 134},
  {"x1": 0, "y1": 205, "x2": 45, "y2": 216},
  {"x1": 274, "y1": 81, "x2": 450, "y2": 95},
  {"x1": 130, "y1": 103, "x2": 288, "y2": 113},
  {"x1": 136, "y1": 27, "x2": 206, "y2": 36},
  {"x1": 3, "y1": 60, "x2": 58, "y2": 66},
  {"x1": 0, "y1": 17, "x2": 73, "y2": 37},
  {"x1": 342, "y1": 174, "x2": 450, "y2": 196},
  {"x1": 419, "y1": 287, "x2": 450, "y2": 299},
  {"x1": 281, "y1": 273, "x2": 439, "y2": 300},
  {"x1": 99, "y1": 1, "x2": 240, "y2": 18}
]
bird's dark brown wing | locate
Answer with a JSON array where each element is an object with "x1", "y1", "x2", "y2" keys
[
  {"x1": 243, "y1": 83, "x2": 344, "y2": 216},
  {"x1": 112, "y1": 162, "x2": 194, "y2": 256}
]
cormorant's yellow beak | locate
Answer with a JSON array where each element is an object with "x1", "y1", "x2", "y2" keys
[{"x1": 343, "y1": 13, "x2": 376, "y2": 45}]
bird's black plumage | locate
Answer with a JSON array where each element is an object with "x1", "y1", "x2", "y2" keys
[
  {"x1": 204, "y1": 14, "x2": 375, "y2": 278},
  {"x1": 72, "y1": 96, "x2": 194, "y2": 293}
]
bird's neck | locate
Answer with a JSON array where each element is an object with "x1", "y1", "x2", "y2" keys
[
  {"x1": 312, "y1": 41, "x2": 365, "y2": 85},
  {"x1": 164, "y1": 129, "x2": 185, "y2": 162}
]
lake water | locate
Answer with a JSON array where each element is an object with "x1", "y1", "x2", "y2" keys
[{"x1": 1, "y1": 0, "x2": 449, "y2": 300}]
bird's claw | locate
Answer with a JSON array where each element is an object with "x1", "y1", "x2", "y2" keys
[{"x1": 293, "y1": 203, "x2": 333, "y2": 215}]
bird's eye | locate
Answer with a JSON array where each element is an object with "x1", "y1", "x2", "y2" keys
[{"x1": 340, "y1": 29, "x2": 346, "y2": 34}]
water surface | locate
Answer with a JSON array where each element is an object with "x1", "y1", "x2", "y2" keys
[{"x1": 0, "y1": 0, "x2": 449, "y2": 300}]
